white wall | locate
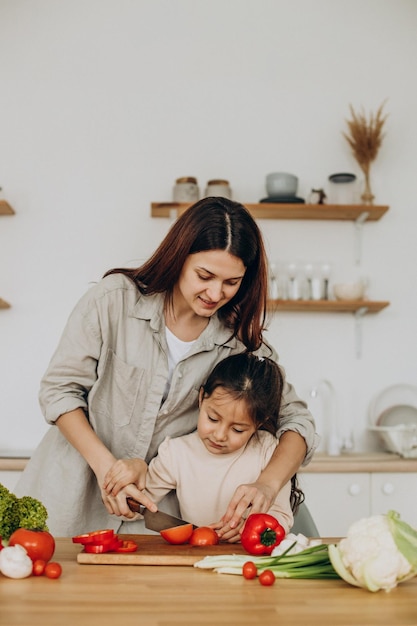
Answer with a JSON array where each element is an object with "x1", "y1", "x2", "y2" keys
[{"x1": 1, "y1": 0, "x2": 416, "y2": 454}]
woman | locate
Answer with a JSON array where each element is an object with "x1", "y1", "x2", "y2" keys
[{"x1": 15, "y1": 197, "x2": 317, "y2": 536}]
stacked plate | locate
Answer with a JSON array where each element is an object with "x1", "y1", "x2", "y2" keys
[{"x1": 368, "y1": 384, "x2": 417, "y2": 458}]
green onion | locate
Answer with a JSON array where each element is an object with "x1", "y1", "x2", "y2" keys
[{"x1": 194, "y1": 544, "x2": 340, "y2": 579}]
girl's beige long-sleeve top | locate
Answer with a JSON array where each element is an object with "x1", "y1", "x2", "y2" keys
[{"x1": 144, "y1": 431, "x2": 294, "y2": 533}]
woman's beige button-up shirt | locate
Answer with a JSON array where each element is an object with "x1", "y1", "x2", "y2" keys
[{"x1": 15, "y1": 274, "x2": 317, "y2": 536}]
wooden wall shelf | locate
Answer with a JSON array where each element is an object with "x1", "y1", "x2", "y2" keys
[
  {"x1": 151, "y1": 202, "x2": 389, "y2": 221},
  {"x1": 1, "y1": 200, "x2": 15, "y2": 308},
  {"x1": 267, "y1": 299, "x2": 390, "y2": 314},
  {"x1": 0, "y1": 200, "x2": 15, "y2": 215}
]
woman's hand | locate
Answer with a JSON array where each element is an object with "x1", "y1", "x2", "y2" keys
[
  {"x1": 101, "y1": 482, "x2": 157, "y2": 518},
  {"x1": 103, "y1": 458, "x2": 149, "y2": 496},
  {"x1": 220, "y1": 481, "x2": 277, "y2": 530}
]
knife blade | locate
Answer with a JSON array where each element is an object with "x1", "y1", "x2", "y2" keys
[{"x1": 126, "y1": 497, "x2": 194, "y2": 531}]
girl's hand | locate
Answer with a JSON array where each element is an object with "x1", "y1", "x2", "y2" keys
[
  {"x1": 210, "y1": 518, "x2": 245, "y2": 543},
  {"x1": 221, "y1": 481, "x2": 277, "y2": 529},
  {"x1": 103, "y1": 458, "x2": 148, "y2": 496}
]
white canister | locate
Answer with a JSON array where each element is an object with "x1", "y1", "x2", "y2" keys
[
  {"x1": 173, "y1": 177, "x2": 200, "y2": 203},
  {"x1": 204, "y1": 179, "x2": 232, "y2": 199},
  {"x1": 327, "y1": 173, "x2": 357, "y2": 204}
]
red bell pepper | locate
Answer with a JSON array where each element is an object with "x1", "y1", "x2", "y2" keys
[
  {"x1": 240, "y1": 513, "x2": 285, "y2": 556},
  {"x1": 72, "y1": 529, "x2": 115, "y2": 545},
  {"x1": 115, "y1": 540, "x2": 138, "y2": 553},
  {"x1": 72, "y1": 529, "x2": 138, "y2": 554},
  {"x1": 84, "y1": 536, "x2": 123, "y2": 553}
]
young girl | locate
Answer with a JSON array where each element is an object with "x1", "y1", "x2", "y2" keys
[{"x1": 121, "y1": 353, "x2": 304, "y2": 542}]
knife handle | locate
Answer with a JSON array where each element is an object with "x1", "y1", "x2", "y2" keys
[{"x1": 126, "y1": 497, "x2": 145, "y2": 514}]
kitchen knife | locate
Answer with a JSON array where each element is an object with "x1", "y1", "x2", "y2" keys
[{"x1": 126, "y1": 497, "x2": 194, "y2": 531}]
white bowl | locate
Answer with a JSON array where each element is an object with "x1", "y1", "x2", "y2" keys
[
  {"x1": 266, "y1": 172, "x2": 298, "y2": 197},
  {"x1": 368, "y1": 425, "x2": 417, "y2": 458},
  {"x1": 333, "y1": 282, "x2": 365, "y2": 301}
]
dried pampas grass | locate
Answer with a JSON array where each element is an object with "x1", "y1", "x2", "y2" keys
[{"x1": 343, "y1": 101, "x2": 388, "y2": 204}]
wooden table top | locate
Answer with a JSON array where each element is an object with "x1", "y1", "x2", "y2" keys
[{"x1": 1, "y1": 537, "x2": 416, "y2": 626}]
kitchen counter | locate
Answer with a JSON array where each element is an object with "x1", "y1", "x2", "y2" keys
[
  {"x1": 302, "y1": 451, "x2": 417, "y2": 473},
  {"x1": 3, "y1": 451, "x2": 417, "y2": 473},
  {"x1": 0, "y1": 537, "x2": 416, "y2": 626}
]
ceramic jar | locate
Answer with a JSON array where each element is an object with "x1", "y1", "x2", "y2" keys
[
  {"x1": 327, "y1": 173, "x2": 357, "y2": 204},
  {"x1": 173, "y1": 177, "x2": 200, "y2": 203},
  {"x1": 204, "y1": 179, "x2": 232, "y2": 199}
]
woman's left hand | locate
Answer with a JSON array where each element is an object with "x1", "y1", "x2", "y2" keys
[
  {"x1": 220, "y1": 481, "x2": 277, "y2": 529},
  {"x1": 103, "y1": 458, "x2": 148, "y2": 496}
]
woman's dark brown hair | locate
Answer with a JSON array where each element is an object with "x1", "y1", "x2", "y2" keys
[{"x1": 105, "y1": 197, "x2": 268, "y2": 351}]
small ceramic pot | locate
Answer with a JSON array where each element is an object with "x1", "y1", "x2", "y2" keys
[
  {"x1": 204, "y1": 179, "x2": 232, "y2": 199},
  {"x1": 173, "y1": 177, "x2": 200, "y2": 203},
  {"x1": 266, "y1": 172, "x2": 298, "y2": 197}
]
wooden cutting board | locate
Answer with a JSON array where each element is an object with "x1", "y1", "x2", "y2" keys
[{"x1": 77, "y1": 534, "x2": 248, "y2": 566}]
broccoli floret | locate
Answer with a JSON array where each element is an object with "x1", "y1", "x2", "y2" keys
[
  {"x1": 0, "y1": 483, "x2": 49, "y2": 541},
  {"x1": 0, "y1": 483, "x2": 20, "y2": 540},
  {"x1": 17, "y1": 496, "x2": 49, "y2": 532}
]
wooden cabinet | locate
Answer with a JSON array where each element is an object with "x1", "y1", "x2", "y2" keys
[
  {"x1": 299, "y1": 472, "x2": 417, "y2": 537},
  {"x1": 0, "y1": 199, "x2": 15, "y2": 308}
]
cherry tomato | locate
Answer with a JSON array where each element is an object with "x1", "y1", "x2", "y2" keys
[
  {"x1": 44, "y1": 562, "x2": 62, "y2": 579},
  {"x1": 32, "y1": 559, "x2": 46, "y2": 576},
  {"x1": 160, "y1": 524, "x2": 194, "y2": 545},
  {"x1": 189, "y1": 527, "x2": 219, "y2": 546},
  {"x1": 242, "y1": 561, "x2": 258, "y2": 580},
  {"x1": 259, "y1": 569, "x2": 275, "y2": 586},
  {"x1": 9, "y1": 529, "x2": 55, "y2": 562},
  {"x1": 72, "y1": 529, "x2": 115, "y2": 545}
]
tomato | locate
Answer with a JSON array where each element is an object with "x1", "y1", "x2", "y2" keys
[
  {"x1": 242, "y1": 561, "x2": 258, "y2": 580},
  {"x1": 32, "y1": 559, "x2": 46, "y2": 576},
  {"x1": 160, "y1": 524, "x2": 194, "y2": 545},
  {"x1": 259, "y1": 570, "x2": 275, "y2": 586},
  {"x1": 72, "y1": 529, "x2": 115, "y2": 545},
  {"x1": 44, "y1": 562, "x2": 62, "y2": 579},
  {"x1": 189, "y1": 527, "x2": 219, "y2": 546},
  {"x1": 9, "y1": 529, "x2": 55, "y2": 563}
]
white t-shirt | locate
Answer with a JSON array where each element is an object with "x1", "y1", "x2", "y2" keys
[{"x1": 163, "y1": 327, "x2": 196, "y2": 400}]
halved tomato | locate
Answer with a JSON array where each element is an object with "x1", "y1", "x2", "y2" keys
[
  {"x1": 160, "y1": 523, "x2": 194, "y2": 545},
  {"x1": 189, "y1": 526, "x2": 219, "y2": 546}
]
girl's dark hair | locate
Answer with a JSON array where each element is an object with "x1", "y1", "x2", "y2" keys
[
  {"x1": 104, "y1": 197, "x2": 268, "y2": 351},
  {"x1": 201, "y1": 353, "x2": 304, "y2": 514}
]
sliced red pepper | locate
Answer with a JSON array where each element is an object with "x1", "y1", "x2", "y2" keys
[
  {"x1": 240, "y1": 513, "x2": 285, "y2": 556},
  {"x1": 72, "y1": 529, "x2": 115, "y2": 545},
  {"x1": 84, "y1": 537, "x2": 123, "y2": 553},
  {"x1": 114, "y1": 540, "x2": 138, "y2": 553}
]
